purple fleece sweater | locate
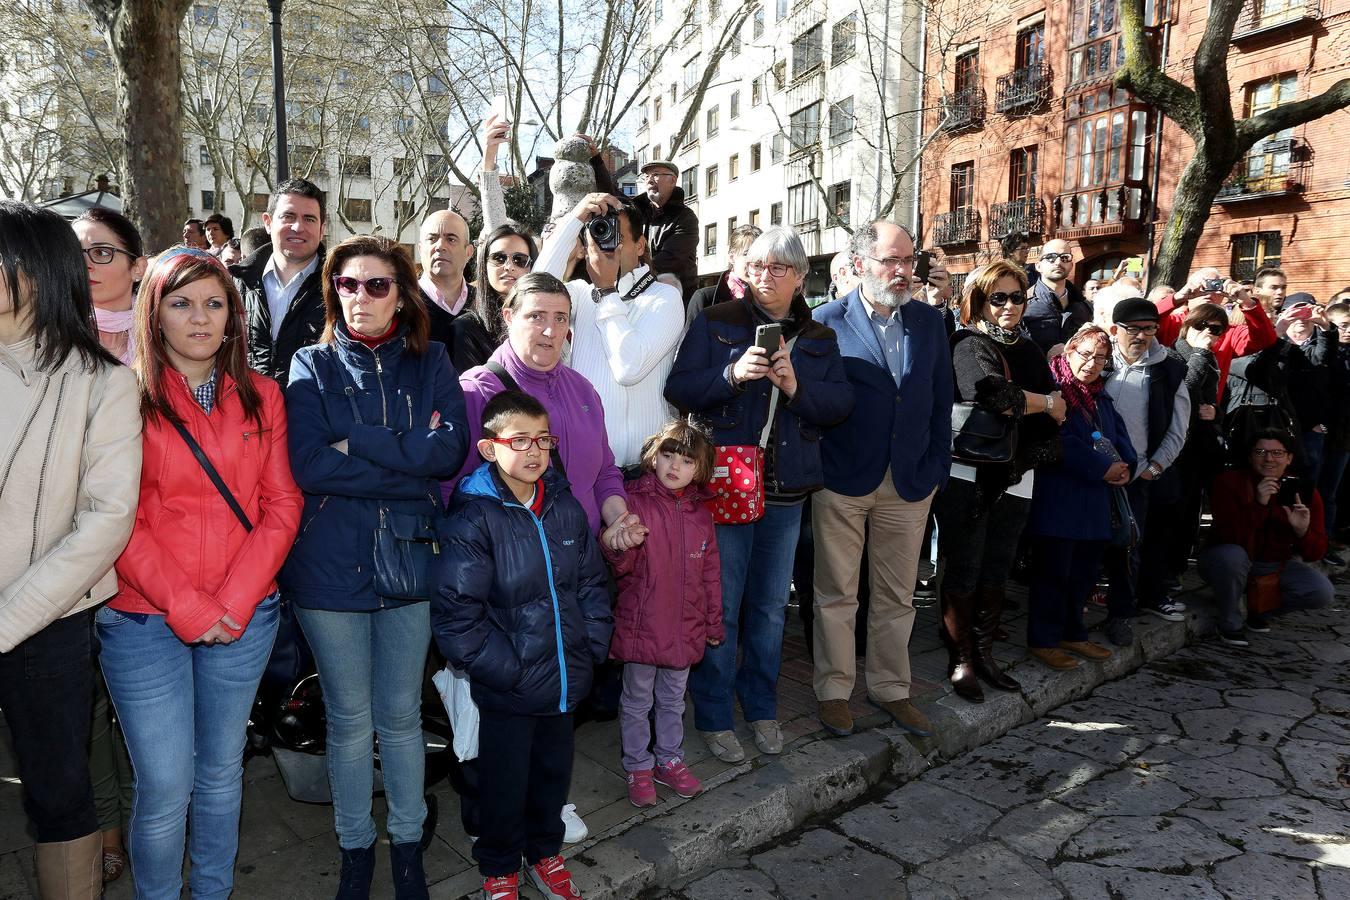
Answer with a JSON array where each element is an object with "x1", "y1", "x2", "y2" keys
[{"x1": 444, "y1": 342, "x2": 626, "y2": 534}]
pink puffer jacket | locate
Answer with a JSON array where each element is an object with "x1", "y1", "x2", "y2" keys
[{"x1": 604, "y1": 472, "x2": 723, "y2": 668}]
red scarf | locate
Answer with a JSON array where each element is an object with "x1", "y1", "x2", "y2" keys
[{"x1": 1050, "y1": 352, "x2": 1105, "y2": 421}]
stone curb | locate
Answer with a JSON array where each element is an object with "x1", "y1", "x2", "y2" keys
[{"x1": 557, "y1": 600, "x2": 1219, "y2": 900}]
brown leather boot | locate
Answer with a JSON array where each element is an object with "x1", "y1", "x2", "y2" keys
[
  {"x1": 35, "y1": 831, "x2": 102, "y2": 900},
  {"x1": 973, "y1": 584, "x2": 1021, "y2": 692},
  {"x1": 940, "y1": 588, "x2": 984, "y2": 703}
]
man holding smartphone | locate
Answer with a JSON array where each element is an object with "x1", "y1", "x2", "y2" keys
[{"x1": 808, "y1": 220, "x2": 953, "y2": 739}]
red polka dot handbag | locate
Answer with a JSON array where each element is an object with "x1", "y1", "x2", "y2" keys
[{"x1": 707, "y1": 347, "x2": 793, "y2": 525}]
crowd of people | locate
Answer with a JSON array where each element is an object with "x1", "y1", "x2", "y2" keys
[{"x1": 2, "y1": 131, "x2": 1348, "y2": 900}]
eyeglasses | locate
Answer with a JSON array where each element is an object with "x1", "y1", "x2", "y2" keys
[
  {"x1": 987, "y1": 291, "x2": 1028, "y2": 307},
  {"x1": 642, "y1": 172, "x2": 674, "y2": 182},
  {"x1": 1073, "y1": 349, "x2": 1111, "y2": 365},
  {"x1": 747, "y1": 262, "x2": 792, "y2": 278},
  {"x1": 867, "y1": 255, "x2": 915, "y2": 270},
  {"x1": 333, "y1": 276, "x2": 394, "y2": 299},
  {"x1": 1121, "y1": 324, "x2": 1159, "y2": 336},
  {"x1": 1195, "y1": 322, "x2": 1227, "y2": 336},
  {"x1": 489, "y1": 434, "x2": 560, "y2": 452},
  {"x1": 489, "y1": 251, "x2": 531, "y2": 268},
  {"x1": 1333, "y1": 321, "x2": 1350, "y2": 331},
  {"x1": 82, "y1": 245, "x2": 138, "y2": 265},
  {"x1": 1040, "y1": 253, "x2": 1073, "y2": 263},
  {"x1": 1251, "y1": 448, "x2": 1289, "y2": 459}
]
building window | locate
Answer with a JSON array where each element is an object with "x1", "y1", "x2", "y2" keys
[
  {"x1": 1015, "y1": 21, "x2": 1045, "y2": 69},
  {"x1": 395, "y1": 114, "x2": 415, "y2": 134},
  {"x1": 681, "y1": 166, "x2": 699, "y2": 200},
  {"x1": 199, "y1": 144, "x2": 210, "y2": 165},
  {"x1": 706, "y1": 105, "x2": 719, "y2": 138},
  {"x1": 730, "y1": 90, "x2": 740, "y2": 119},
  {"x1": 749, "y1": 208, "x2": 761, "y2": 226},
  {"x1": 772, "y1": 59, "x2": 786, "y2": 91},
  {"x1": 426, "y1": 155, "x2": 448, "y2": 180},
  {"x1": 684, "y1": 56, "x2": 700, "y2": 94},
  {"x1": 728, "y1": 215, "x2": 738, "y2": 233},
  {"x1": 683, "y1": 118, "x2": 699, "y2": 148},
  {"x1": 652, "y1": 144, "x2": 662, "y2": 162},
  {"x1": 789, "y1": 102, "x2": 821, "y2": 151},
  {"x1": 201, "y1": 190, "x2": 216, "y2": 211},
  {"x1": 792, "y1": 24, "x2": 824, "y2": 78},
  {"x1": 752, "y1": 78, "x2": 763, "y2": 106},
  {"x1": 706, "y1": 164, "x2": 719, "y2": 196},
  {"x1": 831, "y1": 14, "x2": 857, "y2": 65},
  {"x1": 393, "y1": 157, "x2": 414, "y2": 178},
  {"x1": 671, "y1": 83, "x2": 678, "y2": 103},
  {"x1": 1009, "y1": 146, "x2": 1038, "y2": 200},
  {"x1": 775, "y1": 0, "x2": 787, "y2": 20},
  {"x1": 827, "y1": 181, "x2": 850, "y2": 227},
  {"x1": 344, "y1": 198, "x2": 372, "y2": 222},
  {"x1": 394, "y1": 199, "x2": 416, "y2": 221},
  {"x1": 427, "y1": 197, "x2": 450, "y2": 212},
  {"x1": 193, "y1": 4, "x2": 218, "y2": 26},
  {"x1": 705, "y1": 223, "x2": 718, "y2": 256},
  {"x1": 1241, "y1": 74, "x2": 1298, "y2": 191},
  {"x1": 751, "y1": 142, "x2": 762, "y2": 171},
  {"x1": 955, "y1": 50, "x2": 979, "y2": 94},
  {"x1": 655, "y1": 0, "x2": 662, "y2": 18},
  {"x1": 950, "y1": 161, "x2": 975, "y2": 211},
  {"x1": 753, "y1": 6, "x2": 764, "y2": 38},
  {"x1": 771, "y1": 133, "x2": 785, "y2": 164},
  {"x1": 787, "y1": 181, "x2": 817, "y2": 226},
  {"x1": 829, "y1": 97, "x2": 855, "y2": 146},
  {"x1": 1231, "y1": 231, "x2": 1282, "y2": 282},
  {"x1": 770, "y1": 201, "x2": 783, "y2": 225},
  {"x1": 729, "y1": 154, "x2": 740, "y2": 181},
  {"x1": 1068, "y1": 0, "x2": 1121, "y2": 87},
  {"x1": 654, "y1": 97, "x2": 662, "y2": 122},
  {"x1": 1060, "y1": 85, "x2": 1146, "y2": 227},
  {"x1": 251, "y1": 192, "x2": 269, "y2": 212}
]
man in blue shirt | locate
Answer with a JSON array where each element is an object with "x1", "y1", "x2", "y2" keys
[{"x1": 810, "y1": 220, "x2": 953, "y2": 739}]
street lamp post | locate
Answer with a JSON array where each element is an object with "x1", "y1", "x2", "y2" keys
[{"x1": 267, "y1": 0, "x2": 289, "y2": 182}]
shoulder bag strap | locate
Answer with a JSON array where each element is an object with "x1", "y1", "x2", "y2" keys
[
  {"x1": 168, "y1": 417, "x2": 253, "y2": 533},
  {"x1": 757, "y1": 335, "x2": 800, "y2": 449},
  {"x1": 329, "y1": 355, "x2": 364, "y2": 424},
  {"x1": 485, "y1": 360, "x2": 568, "y2": 479}
]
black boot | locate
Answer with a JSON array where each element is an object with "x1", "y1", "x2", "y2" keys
[
  {"x1": 940, "y1": 588, "x2": 984, "y2": 703},
  {"x1": 335, "y1": 842, "x2": 375, "y2": 900},
  {"x1": 973, "y1": 585, "x2": 1021, "y2": 692},
  {"x1": 390, "y1": 841, "x2": 429, "y2": 900}
]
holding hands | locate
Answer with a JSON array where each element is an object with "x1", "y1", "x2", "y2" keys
[{"x1": 602, "y1": 512, "x2": 649, "y2": 552}]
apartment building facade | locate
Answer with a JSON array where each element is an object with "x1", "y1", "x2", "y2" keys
[
  {"x1": 919, "y1": 0, "x2": 1350, "y2": 300},
  {"x1": 633, "y1": 0, "x2": 923, "y2": 299}
]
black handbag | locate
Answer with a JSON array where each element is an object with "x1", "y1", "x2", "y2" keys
[
  {"x1": 1109, "y1": 485, "x2": 1140, "y2": 549},
  {"x1": 951, "y1": 340, "x2": 1017, "y2": 464},
  {"x1": 330, "y1": 359, "x2": 440, "y2": 601}
]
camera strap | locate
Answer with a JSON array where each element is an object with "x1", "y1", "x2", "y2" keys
[{"x1": 622, "y1": 270, "x2": 656, "y2": 302}]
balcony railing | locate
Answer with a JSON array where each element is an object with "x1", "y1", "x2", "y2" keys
[
  {"x1": 941, "y1": 87, "x2": 986, "y2": 132},
  {"x1": 1053, "y1": 185, "x2": 1150, "y2": 240},
  {"x1": 1215, "y1": 139, "x2": 1308, "y2": 203},
  {"x1": 995, "y1": 62, "x2": 1052, "y2": 114},
  {"x1": 1233, "y1": 0, "x2": 1320, "y2": 40},
  {"x1": 988, "y1": 197, "x2": 1045, "y2": 240},
  {"x1": 933, "y1": 208, "x2": 981, "y2": 246}
]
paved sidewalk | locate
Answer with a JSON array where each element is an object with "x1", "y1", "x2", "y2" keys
[{"x1": 652, "y1": 603, "x2": 1350, "y2": 899}]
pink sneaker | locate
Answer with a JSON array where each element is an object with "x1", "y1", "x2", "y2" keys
[
  {"x1": 626, "y1": 769, "x2": 657, "y2": 807},
  {"x1": 654, "y1": 759, "x2": 702, "y2": 798}
]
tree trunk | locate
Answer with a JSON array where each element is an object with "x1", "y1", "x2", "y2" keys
[
  {"x1": 95, "y1": 0, "x2": 191, "y2": 252},
  {"x1": 1151, "y1": 144, "x2": 1233, "y2": 287}
]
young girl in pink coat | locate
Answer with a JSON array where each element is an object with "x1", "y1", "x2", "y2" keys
[{"x1": 605, "y1": 421, "x2": 723, "y2": 807}]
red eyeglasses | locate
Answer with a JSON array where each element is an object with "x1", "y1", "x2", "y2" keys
[{"x1": 333, "y1": 276, "x2": 394, "y2": 299}]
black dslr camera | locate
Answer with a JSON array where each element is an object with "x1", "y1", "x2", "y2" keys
[{"x1": 586, "y1": 211, "x2": 621, "y2": 251}]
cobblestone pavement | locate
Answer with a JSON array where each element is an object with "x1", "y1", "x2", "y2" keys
[{"x1": 649, "y1": 606, "x2": 1350, "y2": 900}]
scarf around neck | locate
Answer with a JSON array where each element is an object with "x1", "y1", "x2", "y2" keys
[{"x1": 94, "y1": 305, "x2": 136, "y2": 366}]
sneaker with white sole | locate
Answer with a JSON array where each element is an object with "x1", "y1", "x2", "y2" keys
[
  {"x1": 749, "y1": 719, "x2": 783, "y2": 755},
  {"x1": 1141, "y1": 600, "x2": 1186, "y2": 622},
  {"x1": 701, "y1": 729, "x2": 746, "y2": 762},
  {"x1": 528, "y1": 855, "x2": 582, "y2": 899},
  {"x1": 561, "y1": 804, "x2": 587, "y2": 843},
  {"x1": 482, "y1": 872, "x2": 519, "y2": 900},
  {"x1": 1218, "y1": 629, "x2": 1250, "y2": 648}
]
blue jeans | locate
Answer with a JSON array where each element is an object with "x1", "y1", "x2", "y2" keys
[
  {"x1": 1302, "y1": 430, "x2": 1326, "y2": 482},
  {"x1": 1198, "y1": 545, "x2": 1334, "y2": 632},
  {"x1": 97, "y1": 594, "x2": 280, "y2": 900},
  {"x1": 690, "y1": 502, "x2": 803, "y2": 732},
  {"x1": 295, "y1": 603, "x2": 430, "y2": 849},
  {"x1": 1319, "y1": 448, "x2": 1349, "y2": 536}
]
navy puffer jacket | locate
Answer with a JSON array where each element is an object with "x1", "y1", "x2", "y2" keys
[
  {"x1": 432, "y1": 463, "x2": 613, "y2": 716},
  {"x1": 281, "y1": 324, "x2": 469, "y2": 610}
]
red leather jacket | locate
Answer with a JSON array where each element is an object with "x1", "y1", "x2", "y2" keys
[{"x1": 112, "y1": 369, "x2": 302, "y2": 642}]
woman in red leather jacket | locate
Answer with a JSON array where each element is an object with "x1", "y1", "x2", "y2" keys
[{"x1": 97, "y1": 248, "x2": 302, "y2": 900}]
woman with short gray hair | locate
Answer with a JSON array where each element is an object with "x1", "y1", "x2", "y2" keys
[{"x1": 666, "y1": 226, "x2": 854, "y2": 763}]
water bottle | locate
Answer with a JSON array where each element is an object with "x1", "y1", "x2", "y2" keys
[{"x1": 1091, "y1": 430, "x2": 1121, "y2": 463}]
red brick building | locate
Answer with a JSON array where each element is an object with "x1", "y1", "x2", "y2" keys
[{"x1": 918, "y1": 0, "x2": 1350, "y2": 300}]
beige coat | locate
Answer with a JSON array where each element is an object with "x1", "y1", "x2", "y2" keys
[{"x1": 0, "y1": 337, "x2": 142, "y2": 652}]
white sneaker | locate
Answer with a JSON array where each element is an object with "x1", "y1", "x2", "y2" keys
[{"x1": 561, "y1": 803, "x2": 587, "y2": 844}]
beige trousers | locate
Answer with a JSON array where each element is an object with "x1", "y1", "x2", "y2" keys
[{"x1": 811, "y1": 473, "x2": 934, "y2": 702}]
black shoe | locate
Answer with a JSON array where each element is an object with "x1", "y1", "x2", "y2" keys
[
  {"x1": 1218, "y1": 629, "x2": 1250, "y2": 648},
  {"x1": 1104, "y1": 617, "x2": 1134, "y2": 647},
  {"x1": 335, "y1": 842, "x2": 376, "y2": 900},
  {"x1": 1246, "y1": 615, "x2": 1271, "y2": 633},
  {"x1": 390, "y1": 841, "x2": 430, "y2": 900}
]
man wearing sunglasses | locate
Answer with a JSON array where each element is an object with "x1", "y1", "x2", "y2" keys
[
  {"x1": 1100, "y1": 297, "x2": 1191, "y2": 645},
  {"x1": 1023, "y1": 239, "x2": 1091, "y2": 357}
]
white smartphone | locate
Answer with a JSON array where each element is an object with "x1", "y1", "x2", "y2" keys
[{"x1": 489, "y1": 94, "x2": 508, "y2": 123}]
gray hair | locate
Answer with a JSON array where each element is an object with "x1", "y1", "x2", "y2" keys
[
  {"x1": 850, "y1": 218, "x2": 916, "y2": 260},
  {"x1": 746, "y1": 226, "x2": 809, "y2": 274}
]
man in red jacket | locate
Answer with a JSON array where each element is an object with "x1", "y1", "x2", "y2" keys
[{"x1": 1199, "y1": 428, "x2": 1333, "y2": 647}]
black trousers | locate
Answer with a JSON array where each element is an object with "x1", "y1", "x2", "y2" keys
[
  {"x1": 0, "y1": 610, "x2": 99, "y2": 842},
  {"x1": 473, "y1": 709, "x2": 573, "y2": 877}
]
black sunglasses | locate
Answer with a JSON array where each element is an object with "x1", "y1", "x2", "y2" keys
[
  {"x1": 489, "y1": 251, "x2": 531, "y2": 268},
  {"x1": 1196, "y1": 321, "x2": 1227, "y2": 336},
  {"x1": 988, "y1": 291, "x2": 1028, "y2": 308}
]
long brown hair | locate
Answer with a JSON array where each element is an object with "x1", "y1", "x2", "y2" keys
[
  {"x1": 133, "y1": 247, "x2": 262, "y2": 425},
  {"x1": 320, "y1": 235, "x2": 429, "y2": 355}
]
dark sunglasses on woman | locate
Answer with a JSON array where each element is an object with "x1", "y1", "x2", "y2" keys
[
  {"x1": 489, "y1": 251, "x2": 531, "y2": 268},
  {"x1": 332, "y1": 276, "x2": 394, "y2": 299},
  {"x1": 1196, "y1": 321, "x2": 1226, "y2": 336},
  {"x1": 988, "y1": 291, "x2": 1028, "y2": 308}
]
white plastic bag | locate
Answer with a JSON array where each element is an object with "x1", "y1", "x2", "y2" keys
[{"x1": 431, "y1": 666, "x2": 479, "y2": 762}]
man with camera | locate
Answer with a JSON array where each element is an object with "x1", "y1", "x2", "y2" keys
[{"x1": 537, "y1": 191, "x2": 685, "y2": 470}]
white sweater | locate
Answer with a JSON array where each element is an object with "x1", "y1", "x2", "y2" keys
[{"x1": 538, "y1": 215, "x2": 686, "y2": 467}]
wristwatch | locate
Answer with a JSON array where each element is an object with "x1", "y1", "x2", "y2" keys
[
  {"x1": 590, "y1": 284, "x2": 616, "y2": 303},
  {"x1": 1044, "y1": 393, "x2": 1056, "y2": 414},
  {"x1": 1147, "y1": 460, "x2": 1163, "y2": 477}
]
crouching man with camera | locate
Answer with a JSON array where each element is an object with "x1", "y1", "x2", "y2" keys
[{"x1": 538, "y1": 192, "x2": 686, "y2": 473}]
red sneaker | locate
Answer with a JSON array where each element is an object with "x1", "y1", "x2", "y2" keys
[
  {"x1": 482, "y1": 872, "x2": 519, "y2": 900},
  {"x1": 528, "y1": 855, "x2": 582, "y2": 899},
  {"x1": 654, "y1": 759, "x2": 703, "y2": 798},
  {"x1": 626, "y1": 769, "x2": 657, "y2": 807}
]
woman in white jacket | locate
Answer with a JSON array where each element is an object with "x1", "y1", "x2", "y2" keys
[{"x1": 0, "y1": 201, "x2": 142, "y2": 899}]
